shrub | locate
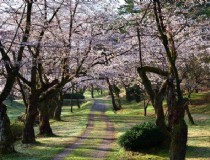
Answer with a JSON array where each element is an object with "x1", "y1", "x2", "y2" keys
[
  {"x1": 63, "y1": 93, "x2": 85, "y2": 99},
  {"x1": 126, "y1": 84, "x2": 142, "y2": 102},
  {"x1": 10, "y1": 121, "x2": 24, "y2": 141},
  {"x1": 118, "y1": 122, "x2": 165, "y2": 151}
]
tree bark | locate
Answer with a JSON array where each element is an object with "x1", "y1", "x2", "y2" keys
[
  {"x1": 38, "y1": 101, "x2": 53, "y2": 136},
  {"x1": 76, "y1": 98, "x2": 80, "y2": 109},
  {"x1": 22, "y1": 94, "x2": 39, "y2": 144},
  {"x1": 167, "y1": 78, "x2": 188, "y2": 160},
  {"x1": 143, "y1": 99, "x2": 149, "y2": 116},
  {"x1": 49, "y1": 98, "x2": 57, "y2": 119},
  {"x1": 0, "y1": 104, "x2": 15, "y2": 154},
  {"x1": 154, "y1": 97, "x2": 170, "y2": 140},
  {"x1": 114, "y1": 85, "x2": 122, "y2": 109},
  {"x1": 170, "y1": 118, "x2": 188, "y2": 160},
  {"x1": 184, "y1": 103, "x2": 195, "y2": 125},
  {"x1": 91, "y1": 84, "x2": 94, "y2": 98},
  {"x1": 106, "y1": 78, "x2": 119, "y2": 111},
  {"x1": 53, "y1": 93, "x2": 63, "y2": 121},
  {"x1": 54, "y1": 103, "x2": 62, "y2": 120}
]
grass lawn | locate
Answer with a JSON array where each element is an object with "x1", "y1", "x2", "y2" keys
[
  {"x1": 2, "y1": 90, "x2": 210, "y2": 160},
  {"x1": 105, "y1": 91, "x2": 210, "y2": 160},
  {"x1": 64, "y1": 114, "x2": 107, "y2": 160},
  {"x1": 1, "y1": 100, "x2": 93, "y2": 160},
  {"x1": 83, "y1": 90, "x2": 109, "y2": 99}
]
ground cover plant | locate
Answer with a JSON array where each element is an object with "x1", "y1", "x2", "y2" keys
[
  {"x1": 105, "y1": 91, "x2": 210, "y2": 160},
  {"x1": 1, "y1": 100, "x2": 93, "y2": 160}
]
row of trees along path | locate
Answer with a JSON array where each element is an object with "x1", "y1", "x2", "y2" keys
[{"x1": 53, "y1": 99, "x2": 115, "y2": 160}]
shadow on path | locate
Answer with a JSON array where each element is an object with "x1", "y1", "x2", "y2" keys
[{"x1": 53, "y1": 100, "x2": 115, "y2": 160}]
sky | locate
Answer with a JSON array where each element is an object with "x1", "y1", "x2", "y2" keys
[{"x1": 118, "y1": 0, "x2": 125, "y2": 4}]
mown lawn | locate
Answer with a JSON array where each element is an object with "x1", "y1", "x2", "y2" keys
[
  {"x1": 1, "y1": 100, "x2": 93, "y2": 160},
  {"x1": 105, "y1": 91, "x2": 210, "y2": 160},
  {"x1": 2, "y1": 90, "x2": 210, "y2": 160}
]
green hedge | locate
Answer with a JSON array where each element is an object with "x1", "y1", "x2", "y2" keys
[
  {"x1": 118, "y1": 122, "x2": 165, "y2": 151},
  {"x1": 63, "y1": 93, "x2": 85, "y2": 99}
]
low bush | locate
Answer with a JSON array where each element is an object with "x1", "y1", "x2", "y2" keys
[
  {"x1": 10, "y1": 121, "x2": 24, "y2": 141},
  {"x1": 63, "y1": 93, "x2": 85, "y2": 99},
  {"x1": 126, "y1": 84, "x2": 142, "y2": 102},
  {"x1": 118, "y1": 122, "x2": 165, "y2": 151}
]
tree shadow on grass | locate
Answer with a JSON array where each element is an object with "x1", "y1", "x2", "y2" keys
[
  {"x1": 1, "y1": 152, "x2": 38, "y2": 160},
  {"x1": 187, "y1": 145, "x2": 210, "y2": 158}
]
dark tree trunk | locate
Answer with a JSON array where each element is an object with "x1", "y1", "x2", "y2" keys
[
  {"x1": 170, "y1": 118, "x2": 188, "y2": 160},
  {"x1": 54, "y1": 96, "x2": 63, "y2": 121},
  {"x1": 54, "y1": 103, "x2": 62, "y2": 121},
  {"x1": 38, "y1": 101, "x2": 53, "y2": 136},
  {"x1": 184, "y1": 103, "x2": 195, "y2": 125},
  {"x1": 106, "y1": 78, "x2": 119, "y2": 111},
  {"x1": 167, "y1": 79, "x2": 188, "y2": 160},
  {"x1": 91, "y1": 84, "x2": 94, "y2": 98},
  {"x1": 49, "y1": 99, "x2": 57, "y2": 119},
  {"x1": 22, "y1": 95, "x2": 39, "y2": 144},
  {"x1": 143, "y1": 99, "x2": 149, "y2": 116},
  {"x1": 70, "y1": 99, "x2": 73, "y2": 113},
  {"x1": 154, "y1": 98, "x2": 170, "y2": 140},
  {"x1": 76, "y1": 98, "x2": 80, "y2": 109},
  {"x1": 53, "y1": 92, "x2": 63, "y2": 121},
  {"x1": 0, "y1": 104, "x2": 15, "y2": 154},
  {"x1": 116, "y1": 94, "x2": 122, "y2": 109},
  {"x1": 137, "y1": 68, "x2": 168, "y2": 133}
]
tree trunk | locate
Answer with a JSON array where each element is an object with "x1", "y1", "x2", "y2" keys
[
  {"x1": 143, "y1": 99, "x2": 149, "y2": 116},
  {"x1": 54, "y1": 104, "x2": 62, "y2": 121},
  {"x1": 106, "y1": 78, "x2": 119, "y2": 111},
  {"x1": 53, "y1": 92, "x2": 63, "y2": 121},
  {"x1": 167, "y1": 78, "x2": 188, "y2": 160},
  {"x1": 0, "y1": 104, "x2": 15, "y2": 154},
  {"x1": 185, "y1": 104, "x2": 195, "y2": 125},
  {"x1": 91, "y1": 84, "x2": 94, "y2": 98},
  {"x1": 38, "y1": 101, "x2": 53, "y2": 136},
  {"x1": 49, "y1": 98, "x2": 57, "y2": 119},
  {"x1": 70, "y1": 99, "x2": 73, "y2": 113},
  {"x1": 115, "y1": 92, "x2": 122, "y2": 109},
  {"x1": 154, "y1": 98, "x2": 170, "y2": 140},
  {"x1": 170, "y1": 119, "x2": 188, "y2": 160},
  {"x1": 22, "y1": 95, "x2": 39, "y2": 144},
  {"x1": 76, "y1": 98, "x2": 80, "y2": 109}
]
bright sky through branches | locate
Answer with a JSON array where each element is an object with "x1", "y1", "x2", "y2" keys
[{"x1": 118, "y1": 0, "x2": 125, "y2": 4}]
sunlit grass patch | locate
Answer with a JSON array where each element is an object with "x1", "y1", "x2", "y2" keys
[
  {"x1": 2, "y1": 100, "x2": 93, "y2": 160},
  {"x1": 186, "y1": 116, "x2": 210, "y2": 160},
  {"x1": 64, "y1": 109, "x2": 108, "y2": 159},
  {"x1": 106, "y1": 147, "x2": 168, "y2": 160},
  {"x1": 105, "y1": 91, "x2": 210, "y2": 160},
  {"x1": 104, "y1": 98, "x2": 161, "y2": 159},
  {"x1": 84, "y1": 90, "x2": 109, "y2": 99},
  {"x1": 4, "y1": 100, "x2": 25, "y2": 122},
  {"x1": 189, "y1": 91, "x2": 210, "y2": 115}
]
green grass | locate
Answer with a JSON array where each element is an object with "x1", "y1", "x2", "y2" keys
[
  {"x1": 2, "y1": 100, "x2": 94, "y2": 160},
  {"x1": 64, "y1": 120, "x2": 107, "y2": 160},
  {"x1": 105, "y1": 91, "x2": 210, "y2": 160},
  {"x1": 2, "y1": 90, "x2": 210, "y2": 160},
  {"x1": 84, "y1": 90, "x2": 109, "y2": 99},
  {"x1": 188, "y1": 91, "x2": 210, "y2": 115},
  {"x1": 104, "y1": 99, "x2": 167, "y2": 160},
  {"x1": 4, "y1": 100, "x2": 25, "y2": 122},
  {"x1": 64, "y1": 100, "x2": 112, "y2": 160}
]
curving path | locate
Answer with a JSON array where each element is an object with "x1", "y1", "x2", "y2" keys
[{"x1": 53, "y1": 100, "x2": 115, "y2": 160}]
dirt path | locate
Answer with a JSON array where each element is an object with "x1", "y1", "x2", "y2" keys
[{"x1": 53, "y1": 100, "x2": 115, "y2": 160}]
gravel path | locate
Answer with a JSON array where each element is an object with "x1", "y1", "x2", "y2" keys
[{"x1": 53, "y1": 100, "x2": 115, "y2": 160}]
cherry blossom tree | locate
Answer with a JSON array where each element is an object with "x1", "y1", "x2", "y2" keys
[{"x1": 0, "y1": 0, "x2": 33, "y2": 154}]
